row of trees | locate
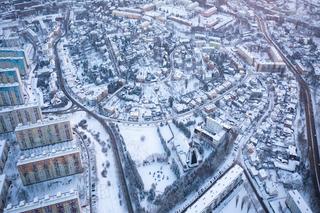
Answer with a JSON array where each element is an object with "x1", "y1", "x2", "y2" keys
[
  {"x1": 154, "y1": 138, "x2": 234, "y2": 212},
  {"x1": 172, "y1": 119, "x2": 191, "y2": 138}
]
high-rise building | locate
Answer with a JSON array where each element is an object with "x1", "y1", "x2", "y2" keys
[
  {"x1": 186, "y1": 165, "x2": 244, "y2": 213},
  {"x1": 0, "y1": 175, "x2": 9, "y2": 213},
  {"x1": 0, "y1": 68, "x2": 22, "y2": 84},
  {"x1": 4, "y1": 190, "x2": 81, "y2": 213},
  {"x1": 15, "y1": 119, "x2": 73, "y2": 150},
  {"x1": 0, "y1": 58, "x2": 27, "y2": 76},
  {"x1": 17, "y1": 142, "x2": 83, "y2": 185},
  {"x1": 0, "y1": 140, "x2": 9, "y2": 174},
  {"x1": 0, "y1": 103, "x2": 42, "y2": 133},
  {"x1": 286, "y1": 190, "x2": 312, "y2": 213},
  {"x1": 0, "y1": 49, "x2": 28, "y2": 77},
  {"x1": 0, "y1": 83, "x2": 24, "y2": 107}
]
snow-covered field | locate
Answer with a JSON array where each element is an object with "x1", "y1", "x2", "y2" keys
[
  {"x1": 119, "y1": 124, "x2": 166, "y2": 164},
  {"x1": 138, "y1": 162, "x2": 176, "y2": 193},
  {"x1": 70, "y1": 111, "x2": 127, "y2": 213}
]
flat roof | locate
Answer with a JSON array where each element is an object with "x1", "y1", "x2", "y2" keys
[
  {"x1": 5, "y1": 190, "x2": 79, "y2": 212},
  {"x1": 15, "y1": 118, "x2": 70, "y2": 132},
  {"x1": 287, "y1": 190, "x2": 312, "y2": 213},
  {"x1": 17, "y1": 142, "x2": 79, "y2": 165},
  {"x1": 186, "y1": 164, "x2": 243, "y2": 213},
  {"x1": 0, "y1": 174, "x2": 6, "y2": 192},
  {"x1": 0, "y1": 102, "x2": 40, "y2": 113},
  {"x1": 0, "y1": 82, "x2": 21, "y2": 87},
  {"x1": 0, "y1": 67, "x2": 19, "y2": 73}
]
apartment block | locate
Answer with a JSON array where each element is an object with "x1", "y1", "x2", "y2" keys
[
  {"x1": 0, "y1": 140, "x2": 9, "y2": 174},
  {"x1": 0, "y1": 175, "x2": 9, "y2": 213},
  {"x1": 286, "y1": 190, "x2": 312, "y2": 213},
  {"x1": 0, "y1": 83, "x2": 24, "y2": 107},
  {"x1": 0, "y1": 68, "x2": 22, "y2": 84},
  {"x1": 15, "y1": 119, "x2": 73, "y2": 150},
  {"x1": 17, "y1": 143, "x2": 83, "y2": 185},
  {"x1": 0, "y1": 58, "x2": 27, "y2": 76},
  {"x1": 0, "y1": 103, "x2": 42, "y2": 133},
  {"x1": 4, "y1": 190, "x2": 81, "y2": 213}
]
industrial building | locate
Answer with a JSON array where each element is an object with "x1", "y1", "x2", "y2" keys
[
  {"x1": 15, "y1": 119, "x2": 73, "y2": 150},
  {"x1": 17, "y1": 142, "x2": 83, "y2": 185},
  {"x1": 4, "y1": 190, "x2": 81, "y2": 213},
  {"x1": 0, "y1": 82, "x2": 24, "y2": 106},
  {"x1": 0, "y1": 103, "x2": 42, "y2": 133},
  {"x1": 186, "y1": 164, "x2": 244, "y2": 213}
]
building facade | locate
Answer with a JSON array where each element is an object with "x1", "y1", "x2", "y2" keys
[
  {"x1": 15, "y1": 119, "x2": 73, "y2": 150},
  {"x1": 4, "y1": 190, "x2": 81, "y2": 213},
  {"x1": 0, "y1": 175, "x2": 9, "y2": 213},
  {"x1": 0, "y1": 58, "x2": 27, "y2": 76},
  {"x1": 0, "y1": 68, "x2": 22, "y2": 84},
  {"x1": 0, "y1": 83, "x2": 24, "y2": 107},
  {"x1": 186, "y1": 164, "x2": 244, "y2": 213},
  {"x1": 0, "y1": 140, "x2": 9, "y2": 174},
  {"x1": 0, "y1": 103, "x2": 42, "y2": 133},
  {"x1": 17, "y1": 144, "x2": 83, "y2": 185},
  {"x1": 286, "y1": 190, "x2": 312, "y2": 213}
]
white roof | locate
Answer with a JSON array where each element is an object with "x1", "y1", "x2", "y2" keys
[
  {"x1": 5, "y1": 190, "x2": 79, "y2": 213},
  {"x1": 15, "y1": 118, "x2": 69, "y2": 132},
  {"x1": 186, "y1": 165, "x2": 243, "y2": 213},
  {"x1": 17, "y1": 142, "x2": 79, "y2": 165},
  {"x1": 0, "y1": 174, "x2": 6, "y2": 193},
  {"x1": 287, "y1": 190, "x2": 312, "y2": 213},
  {"x1": 0, "y1": 102, "x2": 39, "y2": 114}
]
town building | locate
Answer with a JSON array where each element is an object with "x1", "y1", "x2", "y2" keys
[
  {"x1": 286, "y1": 190, "x2": 312, "y2": 213},
  {"x1": 0, "y1": 82, "x2": 24, "y2": 107},
  {"x1": 194, "y1": 117, "x2": 231, "y2": 146},
  {"x1": 0, "y1": 175, "x2": 9, "y2": 213},
  {"x1": 4, "y1": 190, "x2": 81, "y2": 213},
  {"x1": 186, "y1": 164, "x2": 244, "y2": 213},
  {"x1": 15, "y1": 119, "x2": 73, "y2": 150},
  {"x1": 0, "y1": 140, "x2": 9, "y2": 174},
  {"x1": 0, "y1": 103, "x2": 42, "y2": 133},
  {"x1": 17, "y1": 142, "x2": 83, "y2": 185}
]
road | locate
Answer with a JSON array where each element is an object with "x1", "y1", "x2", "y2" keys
[
  {"x1": 74, "y1": 129, "x2": 94, "y2": 212},
  {"x1": 256, "y1": 15, "x2": 320, "y2": 197},
  {"x1": 53, "y1": 13, "x2": 135, "y2": 213}
]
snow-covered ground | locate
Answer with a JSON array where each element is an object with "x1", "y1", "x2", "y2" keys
[
  {"x1": 118, "y1": 124, "x2": 166, "y2": 164},
  {"x1": 70, "y1": 111, "x2": 127, "y2": 213},
  {"x1": 138, "y1": 162, "x2": 176, "y2": 193},
  {"x1": 219, "y1": 184, "x2": 257, "y2": 213}
]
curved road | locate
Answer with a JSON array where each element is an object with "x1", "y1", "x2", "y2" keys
[
  {"x1": 256, "y1": 15, "x2": 320, "y2": 197},
  {"x1": 53, "y1": 13, "x2": 135, "y2": 213}
]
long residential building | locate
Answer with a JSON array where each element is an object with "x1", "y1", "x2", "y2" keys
[
  {"x1": 0, "y1": 140, "x2": 9, "y2": 174},
  {"x1": 0, "y1": 68, "x2": 22, "y2": 84},
  {"x1": 0, "y1": 103, "x2": 42, "y2": 133},
  {"x1": 17, "y1": 142, "x2": 83, "y2": 185},
  {"x1": 15, "y1": 119, "x2": 73, "y2": 150},
  {"x1": 286, "y1": 190, "x2": 312, "y2": 213},
  {"x1": 186, "y1": 164, "x2": 244, "y2": 213},
  {"x1": 0, "y1": 82, "x2": 24, "y2": 107},
  {"x1": 0, "y1": 175, "x2": 9, "y2": 213},
  {"x1": 4, "y1": 190, "x2": 81, "y2": 213},
  {"x1": 0, "y1": 58, "x2": 27, "y2": 76}
]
